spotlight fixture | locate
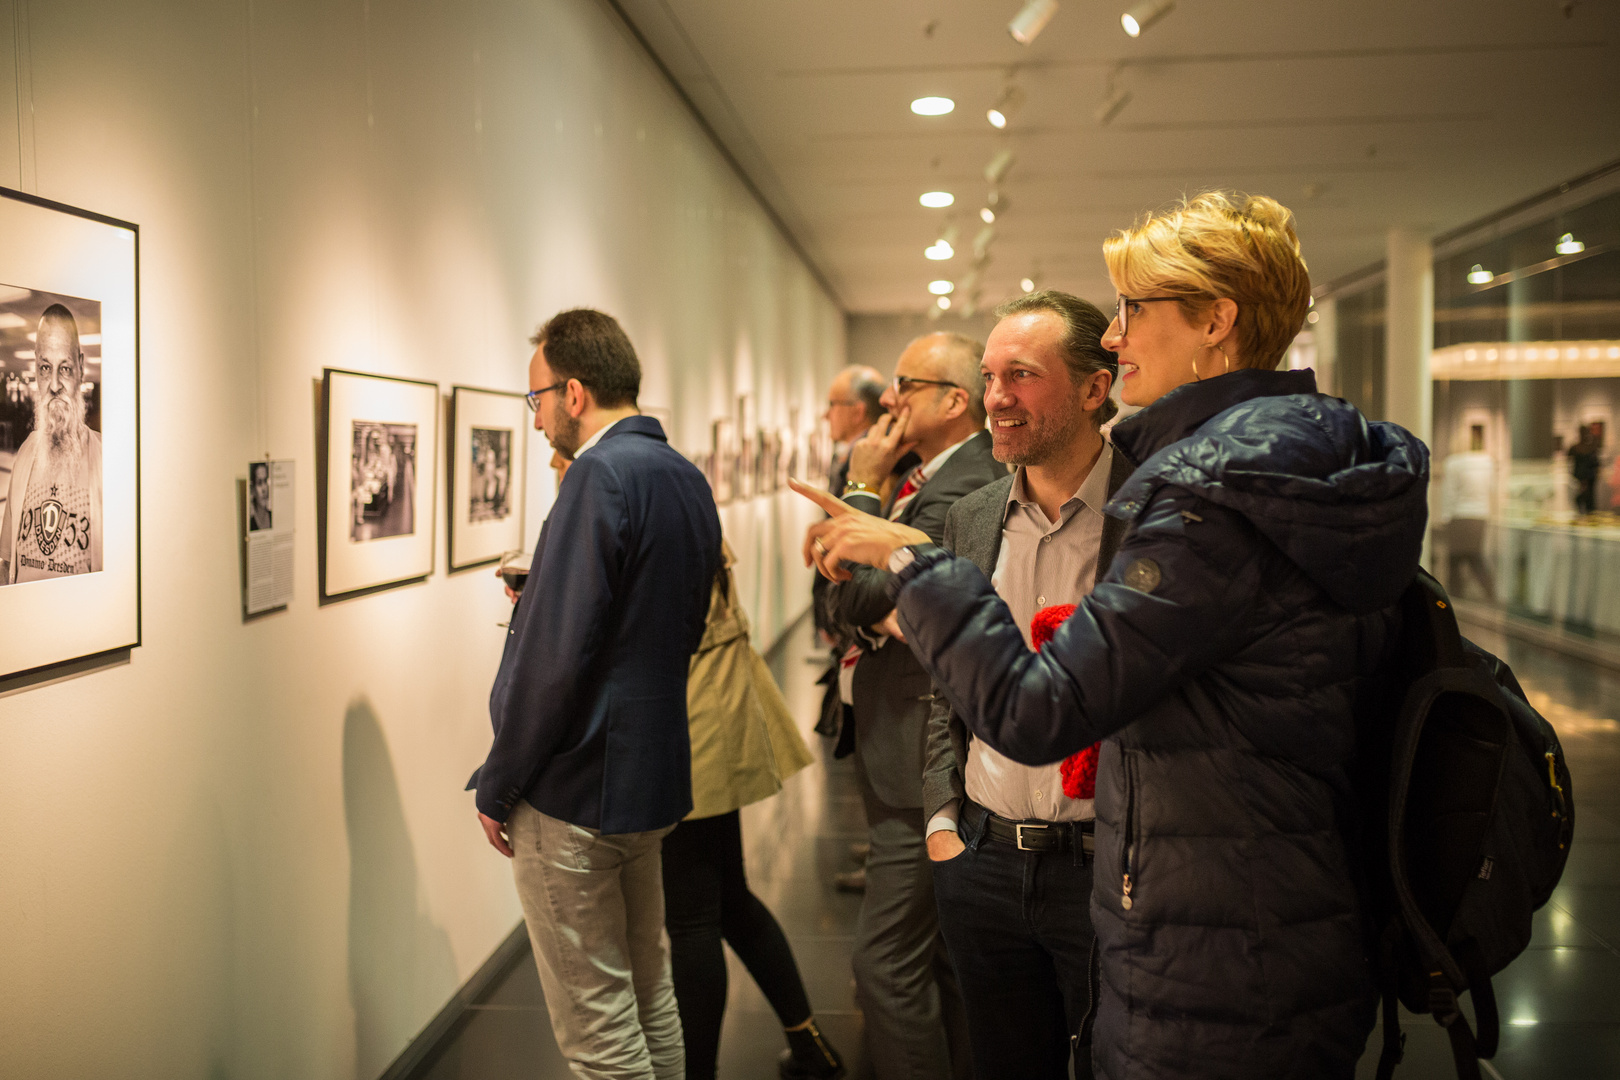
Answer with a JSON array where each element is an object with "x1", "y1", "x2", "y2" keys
[
  {"x1": 937, "y1": 295, "x2": 953, "y2": 310},
  {"x1": 926, "y1": 240, "x2": 955, "y2": 261},
  {"x1": 1556, "y1": 232, "x2": 1586, "y2": 255},
  {"x1": 1467, "y1": 264, "x2": 1493, "y2": 285},
  {"x1": 1120, "y1": 0, "x2": 1175, "y2": 37},
  {"x1": 973, "y1": 225, "x2": 996, "y2": 260},
  {"x1": 910, "y1": 96, "x2": 955, "y2": 116},
  {"x1": 1306, "y1": 310, "x2": 1321, "y2": 324},
  {"x1": 1020, "y1": 277, "x2": 1036, "y2": 293},
  {"x1": 980, "y1": 207, "x2": 996, "y2": 224},
  {"x1": 985, "y1": 149, "x2": 1016, "y2": 185},
  {"x1": 987, "y1": 85, "x2": 1026, "y2": 129},
  {"x1": 1095, "y1": 85, "x2": 1132, "y2": 126},
  {"x1": 1008, "y1": 0, "x2": 1059, "y2": 45},
  {"x1": 929, "y1": 280, "x2": 955, "y2": 295},
  {"x1": 919, "y1": 191, "x2": 955, "y2": 208}
]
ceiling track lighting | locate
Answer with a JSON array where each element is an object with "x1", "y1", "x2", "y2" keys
[
  {"x1": 1556, "y1": 232, "x2": 1586, "y2": 255},
  {"x1": 980, "y1": 207, "x2": 996, "y2": 224},
  {"x1": 1008, "y1": 0, "x2": 1059, "y2": 45},
  {"x1": 928, "y1": 280, "x2": 955, "y2": 295},
  {"x1": 1121, "y1": 0, "x2": 1174, "y2": 38},
  {"x1": 1467, "y1": 264, "x2": 1494, "y2": 285},
  {"x1": 919, "y1": 191, "x2": 955, "y2": 208},
  {"x1": 1095, "y1": 86, "x2": 1132, "y2": 125},
  {"x1": 1020, "y1": 277, "x2": 1037, "y2": 293},
  {"x1": 973, "y1": 225, "x2": 997, "y2": 260},
  {"x1": 985, "y1": 149, "x2": 1016, "y2": 185},
  {"x1": 987, "y1": 85, "x2": 1026, "y2": 130},
  {"x1": 937, "y1": 296, "x2": 953, "y2": 310}
]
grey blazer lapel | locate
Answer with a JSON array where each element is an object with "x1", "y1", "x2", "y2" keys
[{"x1": 959, "y1": 475, "x2": 1012, "y2": 575}]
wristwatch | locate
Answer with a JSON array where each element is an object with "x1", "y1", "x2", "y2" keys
[
  {"x1": 842, "y1": 480, "x2": 878, "y2": 498},
  {"x1": 887, "y1": 545, "x2": 919, "y2": 573}
]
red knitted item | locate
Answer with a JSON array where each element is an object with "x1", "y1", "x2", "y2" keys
[{"x1": 1030, "y1": 604, "x2": 1099, "y2": 800}]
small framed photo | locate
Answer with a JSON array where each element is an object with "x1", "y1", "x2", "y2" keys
[
  {"x1": 319, "y1": 368, "x2": 439, "y2": 603},
  {"x1": 0, "y1": 187, "x2": 140, "y2": 681},
  {"x1": 447, "y1": 385, "x2": 528, "y2": 572}
]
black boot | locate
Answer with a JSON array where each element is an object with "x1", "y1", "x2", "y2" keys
[{"x1": 778, "y1": 1019, "x2": 846, "y2": 1079}]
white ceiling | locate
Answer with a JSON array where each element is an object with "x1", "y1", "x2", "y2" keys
[{"x1": 612, "y1": 0, "x2": 1620, "y2": 315}]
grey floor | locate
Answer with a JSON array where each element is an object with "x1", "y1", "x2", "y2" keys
[{"x1": 418, "y1": 615, "x2": 1620, "y2": 1080}]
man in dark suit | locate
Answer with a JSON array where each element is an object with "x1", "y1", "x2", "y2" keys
[
  {"x1": 920, "y1": 293, "x2": 1128, "y2": 1080},
  {"x1": 826, "y1": 332, "x2": 1003, "y2": 1080},
  {"x1": 473, "y1": 308, "x2": 721, "y2": 1080},
  {"x1": 814, "y1": 366, "x2": 888, "y2": 739}
]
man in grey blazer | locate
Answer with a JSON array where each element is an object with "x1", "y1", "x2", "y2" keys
[
  {"x1": 826, "y1": 331, "x2": 1004, "y2": 1080},
  {"x1": 920, "y1": 293, "x2": 1130, "y2": 1080}
]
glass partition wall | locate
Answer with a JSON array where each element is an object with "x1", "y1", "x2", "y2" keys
[{"x1": 1328, "y1": 168, "x2": 1620, "y2": 649}]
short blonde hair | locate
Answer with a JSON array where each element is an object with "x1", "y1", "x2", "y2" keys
[{"x1": 1103, "y1": 192, "x2": 1311, "y2": 371}]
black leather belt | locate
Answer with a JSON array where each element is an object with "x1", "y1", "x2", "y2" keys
[{"x1": 967, "y1": 799, "x2": 1095, "y2": 854}]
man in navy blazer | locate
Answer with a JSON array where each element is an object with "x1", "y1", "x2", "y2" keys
[{"x1": 473, "y1": 308, "x2": 721, "y2": 1079}]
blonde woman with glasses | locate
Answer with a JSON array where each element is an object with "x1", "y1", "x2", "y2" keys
[{"x1": 795, "y1": 192, "x2": 1429, "y2": 1079}]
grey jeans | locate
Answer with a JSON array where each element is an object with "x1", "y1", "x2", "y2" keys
[{"x1": 507, "y1": 803, "x2": 684, "y2": 1080}]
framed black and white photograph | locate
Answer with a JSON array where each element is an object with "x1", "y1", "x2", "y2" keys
[
  {"x1": 319, "y1": 368, "x2": 438, "y2": 603},
  {"x1": 0, "y1": 188, "x2": 139, "y2": 680},
  {"x1": 447, "y1": 385, "x2": 527, "y2": 572}
]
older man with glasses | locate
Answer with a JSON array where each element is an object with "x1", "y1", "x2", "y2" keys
[{"x1": 824, "y1": 332, "x2": 1003, "y2": 1080}]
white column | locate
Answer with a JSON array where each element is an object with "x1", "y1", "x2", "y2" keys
[
  {"x1": 1313, "y1": 296, "x2": 1338, "y2": 397},
  {"x1": 1384, "y1": 228, "x2": 1433, "y2": 444}
]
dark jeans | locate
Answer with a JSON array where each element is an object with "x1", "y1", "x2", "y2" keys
[
  {"x1": 932, "y1": 806, "x2": 1096, "y2": 1080},
  {"x1": 662, "y1": 810, "x2": 812, "y2": 1080}
]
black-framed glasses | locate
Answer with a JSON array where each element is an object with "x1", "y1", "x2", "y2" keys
[
  {"x1": 524, "y1": 381, "x2": 568, "y2": 412},
  {"x1": 1114, "y1": 295, "x2": 1183, "y2": 336},
  {"x1": 890, "y1": 375, "x2": 960, "y2": 397}
]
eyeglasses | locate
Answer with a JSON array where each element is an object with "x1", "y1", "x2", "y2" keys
[
  {"x1": 525, "y1": 381, "x2": 568, "y2": 412},
  {"x1": 1114, "y1": 295, "x2": 1183, "y2": 336},
  {"x1": 890, "y1": 375, "x2": 961, "y2": 397},
  {"x1": 825, "y1": 398, "x2": 860, "y2": 409}
]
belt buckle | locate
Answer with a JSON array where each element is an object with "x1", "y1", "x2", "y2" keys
[{"x1": 1015, "y1": 823, "x2": 1044, "y2": 851}]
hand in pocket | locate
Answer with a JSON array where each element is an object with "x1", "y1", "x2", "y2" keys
[{"x1": 927, "y1": 830, "x2": 966, "y2": 862}]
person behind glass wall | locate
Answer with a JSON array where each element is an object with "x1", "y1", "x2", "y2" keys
[
  {"x1": 471, "y1": 308, "x2": 722, "y2": 1080},
  {"x1": 662, "y1": 536, "x2": 846, "y2": 1080},
  {"x1": 1571, "y1": 423, "x2": 1600, "y2": 516},
  {"x1": 827, "y1": 332, "x2": 1001, "y2": 1080},
  {"x1": 799, "y1": 192, "x2": 1429, "y2": 1080},
  {"x1": 920, "y1": 291, "x2": 1132, "y2": 1080},
  {"x1": 1438, "y1": 423, "x2": 1494, "y2": 600}
]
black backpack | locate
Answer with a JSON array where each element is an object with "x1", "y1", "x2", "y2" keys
[{"x1": 1358, "y1": 569, "x2": 1575, "y2": 1080}]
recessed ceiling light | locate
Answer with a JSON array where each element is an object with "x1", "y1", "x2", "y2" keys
[
  {"x1": 926, "y1": 241, "x2": 955, "y2": 261},
  {"x1": 1307, "y1": 310, "x2": 1320, "y2": 324},
  {"x1": 980, "y1": 207, "x2": 996, "y2": 224},
  {"x1": 1467, "y1": 264, "x2": 1494, "y2": 285},
  {"x1": 929, "y1": 280, "x2": 955, "y2": 295},
  {"x1": 911, "y1": 96, "x2": 955, "y2": 116},
  {"x1": 1556, "y1": 232, "x2": 1586, "y2": 255},
  {"x1": 937, "y1": 295, "x2": 953, "y2": 310},
  {"x1": 919, "y1": 191, "x2": 955, "y2": 208},
  {"x1": 1121, "y1": 0, "x2": 1175, "y2": 37},
  {"x1": 1019, "y1": 277, "x2": 1036, "y2": 292},
  {"x1": 1008, "y1": 0, "x2": 1059, "y2": 45}
]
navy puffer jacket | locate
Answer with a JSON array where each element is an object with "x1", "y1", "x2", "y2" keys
[{"x1": 891, "y1": 369, "x2": 1429, "y2": 1080}]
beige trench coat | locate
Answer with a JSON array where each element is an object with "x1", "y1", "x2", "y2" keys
[{"x1": 685, "y1": 541, "x2": 814, "y2": 820}]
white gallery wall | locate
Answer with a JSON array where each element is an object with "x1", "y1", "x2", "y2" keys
[{"x1": 0, "y1": 1, "x2": 842, "y2": 1078}]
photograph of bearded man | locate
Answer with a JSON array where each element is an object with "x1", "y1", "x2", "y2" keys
[{"x1": 0, "y1": 301, "x2": 104, "y2": 584}]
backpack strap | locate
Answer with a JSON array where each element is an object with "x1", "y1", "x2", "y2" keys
[
  {"x1": 1455, "y1": 937, "x2": 1500, "y2": 1059},
  {"x1": 1429, "y1": 972, "x2": 1482, "y2": 1080}
]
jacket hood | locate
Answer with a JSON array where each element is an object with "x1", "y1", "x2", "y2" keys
[{"x1": 1109, "y1": 370, "x2": 1430, "y2": 614}]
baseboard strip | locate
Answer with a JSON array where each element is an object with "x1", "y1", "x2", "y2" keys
[{"x1": 376, "y1": 921, "x2": 531, "y2": 1080}]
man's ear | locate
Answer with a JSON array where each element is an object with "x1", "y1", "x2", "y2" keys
[
  {"x1": 1082, "y1": 369, "x2": 1112, "y2": 412},
  {"x1": 566, "y1": 378, "x2": 591, "y2": 418}
]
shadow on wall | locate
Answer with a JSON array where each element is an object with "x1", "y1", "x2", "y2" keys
[{"x1": 344, "y1": 697, "x2": 458, "y2": 1079}]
